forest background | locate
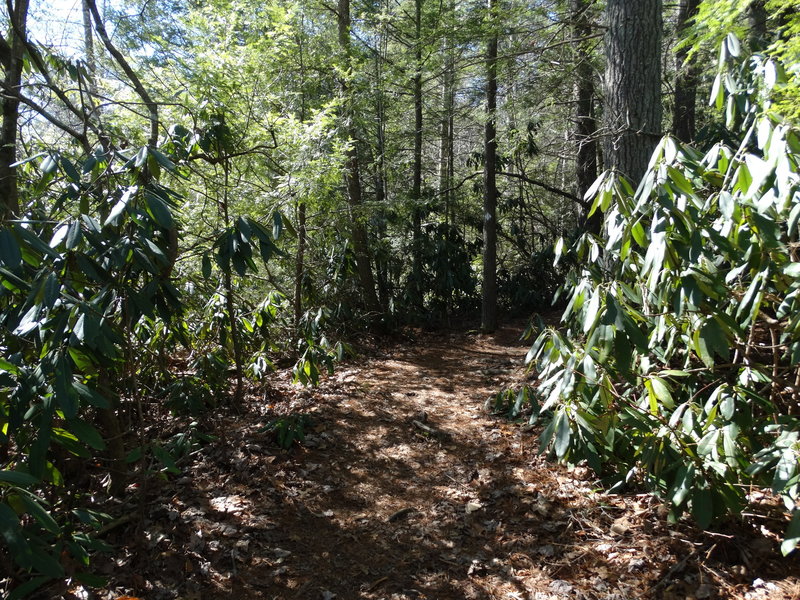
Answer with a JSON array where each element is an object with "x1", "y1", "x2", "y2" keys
[{"x1": 1, "y1": 0, "x2": 799, "y2": 596}]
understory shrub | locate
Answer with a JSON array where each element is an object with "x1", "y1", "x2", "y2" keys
[{"x1": 530, "y1": 37, "x2": 800, "y2": 554}]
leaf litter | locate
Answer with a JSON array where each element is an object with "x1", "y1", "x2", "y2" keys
[{"x1": 69, "y1": 321, "x2": 798, "y2": 599}]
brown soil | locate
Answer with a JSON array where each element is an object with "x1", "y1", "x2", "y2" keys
[{"x1": 77, "y1": 322, "x2": 798, "y2": 599}]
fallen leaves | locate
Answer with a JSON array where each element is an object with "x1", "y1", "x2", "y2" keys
[{"x1": 77, "y1": 322, "x2": 799, "y2": 600}]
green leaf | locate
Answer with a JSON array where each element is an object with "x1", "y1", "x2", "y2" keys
[
  {"x1": 725, "y1": 32, "x2": 741, "y2": 58},
  {"x1": 145, "y1": 191, "x2": 174, "y2": 228},
  {"x1": 691, "y1": 487, "x2": 713, "y2": 529},
  {"x1": 783, "y1": 263, "x2": 800, "y2": 278},
  {"x1": 272, "y1": 211, "x2": 283, "y2": 240},
  {"x1": 0, "y1": 502, "x2": 33, "y2": 566},
  {"x1": 149, "y1": 148, "x2": 176, "y2": 171},
  {"x1": 54, "y1": 361, "x2": 78, "y2": 419},
  {"x1": 52, "y1": 428, "x2": 90, "y2": 458},
  {"x1": 10, "y1": 152, "x2": 46, "y2": 168},
  {"x1": 781, "y1": 511, "x2": 800, "y2": 556},
  {"x1": 7, "y1": 576, "x2": 50, "y2": 600},
  {"x1": 19, "y1": 494, "x2": 60, "y2": 535},
  {"x1": 583, "y1": 292, "x2": 600, "y2": 333},
  {"x1": 152, "y1": 444, "x2": 180, "y2": 474},
  {"x1": 0, "y1": 228, "x2": 22, "y2": 267},
  {"x1": 648, "y1": 377, "x2": 674, "y2": 409},
  {"x1": 238, "y1": 216, "x2": 252, "y2": 242},
  {"x1": 671, "y1": 464, "x2": 694, "y2": 507},
  {"x1": 72, "y1": 382, "x2": 109, "y2": 409},
  {"x1": 697, "y1": 430, "x2": 719, "y2": 456},
  {"x1": 710, "y1": 73, "x2": 724, "y2": 109},
  {"x1": 553, "y1": 237, "x2": 566, "y2": 266},
  {"x1": 0, "y1": 470, "x2": 39, "y2": 487},
  {"x1": 202, "y1": 253, "x2": 212, "y2": 278},
  {"x1": 554, "y1": 411, "x2": 570, "y2": 458},
  {"x1": 773, "y1": 449, "x2": 797, "y2": 493},
  {"x1": 59, "y1": 156, "x2": 81, "y2": 182},
  {"x1": 66, "y1": 419, "x2": 106, "y2": 451},
  {"x1": 613, "y1": 330, "x2": 633, "y2": 377},
  {"x1": 105, "y1": 188, "x2": 134, "y2": 226},
  {"x1": 667, "y1": 166, "x2": 696, "y2": 198},
  {"x1": 65, "y1": 222, "x2": 82, "y2": 250},
  {"x1": 134, "y1": 146, "x2": 148, "y2": 168},
  {"x1": 41, "y1": 153, "x2": 58, "y2": 175}
]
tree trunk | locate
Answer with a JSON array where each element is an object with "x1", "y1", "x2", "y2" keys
[
  {"x1": 604, "y1": 0, "x2": 663, "y2": 185},
  {"x1": 0, "y1": 0, "x2": 30, "y2": 221},
  {"x1": 410, "y1": 0, "x2": 424, "y2": 311},
  {"x1": 217, "y1": 158, "x2": 243, "y2": 404},
  {"x1": 438, "y1": 23, "x2": 455, "y2": 323},
  {"x1": 572, "y1": 0, "x2": 599, "y2": 232},
  {"x1": 294, "y1": 201, "x2": 306, "y2": 331},
  {"x1": 337, "y1": 0, "x2": 381, "y2": 315},
  {"x1": 438, "y1": 31, "x2": 455, "y2": 221},
  {"x1": 672, "y1": 0, "x2": 700, "y2": 143},
  {"x1": 374, "y1": 26, "x2": 390, "y2": 312},
  {"x1": 481, "y1": 0, "x2": 498, "y2": 333},
  {"x1": 294, "y1": 17, "x2": 308, "y2": 333},
  {"x1": 748, "y1": 0, "x2": 768, "y2": 49},
  {"x1": 97, "y1": 373, "x2": 127, "y2": 496}
]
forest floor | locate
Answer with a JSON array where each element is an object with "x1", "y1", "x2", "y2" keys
[{"x1": 78, "y1": 320, "x2": 798, "y2": 600}]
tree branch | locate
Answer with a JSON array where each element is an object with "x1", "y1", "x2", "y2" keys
[
  {"x1": 498, "y1": 171, "x2": 582, "y2": 204},
  {"x1": 4, "y1": 87, "x2": 91, "y2": 152},
  {"x1": 84, "y1": 0, "x2": 159, "y2": 147}
]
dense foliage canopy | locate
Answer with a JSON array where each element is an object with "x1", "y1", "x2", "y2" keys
[{"x1": 0, "y1": 0, "x2": 798, "y2": 595}]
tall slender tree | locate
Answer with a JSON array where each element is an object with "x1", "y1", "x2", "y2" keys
[
  {"x1": 410, "y1": 0, "x2": 424, "y2": 310},
  {"x1": 337, "y1": 0, "x2": 381, "y2": 315},
  {"x1": 672, "y1": 0, "x2": 700, "y2": 143},
  {"x1": 571, "y1": 0, "x2": 599, "y2": 231},
  {"x1": 0, "y1": 0, "x2": 29, "y2": 220},
  {"x1": 481, "y1": 0, "x2": 499, "y2": 333}
]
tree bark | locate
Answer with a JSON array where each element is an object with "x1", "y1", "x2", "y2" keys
[
  {"x1": 571, "y1": 0, "x2": 599, "y2": 232},
  {"x1": 604, "y1": 0, "x2": 663, "y2": 185},
  {"x1": 336, "y1": 0, "x2": 381, "y2": 315},
  {"x1": 0, "y1": 0, "x2": 29, "y2": 221},
  {"x1": 438, "y1": 27, "x2": 455, "y2": 225},
  {"x1": 374, "y1": 16, "x2": 390, "y2": 312},
  {"x1": 481, "y1": 0, "x2": 498, "y2": 333},
  {"x1": 294, "y1": 201, "x2": 306, "y2": 331},
  {"x1": 748, "y1": 0, "x2": 768, "y2": 49},
  {"x1": 672, "y1": 0, "x2": 700, "y2": 143},
  {"x1": 410, "y1": 0, "x2": 424, "y2": 310}
]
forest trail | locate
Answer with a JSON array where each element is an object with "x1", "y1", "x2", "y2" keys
[{"x1": 96, "y1": 322, "x2": 797, "y2": 600}]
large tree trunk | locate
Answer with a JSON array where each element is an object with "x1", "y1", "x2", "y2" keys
[
  {"x1": 0, "y1": 0, "x2": 30, "y2": 221},
  {"x1": 604, "y1": 0, "x2": 663, "y2": 185},
  {"x1": 672, "y1": 0, "x2": 700, "y2": 143},
  {"x1": 571, "y1": 0, "x2": 599, "y2": 232},
  {"x1": 481, "y1": 0, "x2": 498, "y2": 333},
  {"x1": 336, "y1": 0, "x2": 381, "y2": 315}
]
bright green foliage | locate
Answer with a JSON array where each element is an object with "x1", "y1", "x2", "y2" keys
[
  {"x1": 0, "y1": 143, "x2": 183, "y2": 585},
  {"x1": 686, "y1": 0, "x2": 800, "y2": 120},
  {"x1": 531, "y1": 39, "x2": 800, "y2": 552},
  {"x1": 261, "y1": 413, "x2": 311, "y2": 449}
]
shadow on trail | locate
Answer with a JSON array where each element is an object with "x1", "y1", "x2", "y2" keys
[
  {"x1": 105, "y1": 322, "x2": 768, "y2": 600},
  {"x1": 174, "y1": 324, "x2": 605, "y2": 599}
]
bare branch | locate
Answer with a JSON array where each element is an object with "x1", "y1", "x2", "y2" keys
[
  {"x1": 498, "y1": 171, "x2": 582, "y2": 204},
  {"x1": 4, "y1": 87, "x2": 92, "y2": 152},
  {"x1": 84, "y1": 0, "x2": 159, "y2": 147}
]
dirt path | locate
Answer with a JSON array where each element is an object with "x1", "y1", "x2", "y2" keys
[{"x1": 94, "y1": 323, "x2": 798, "y2": 600}]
